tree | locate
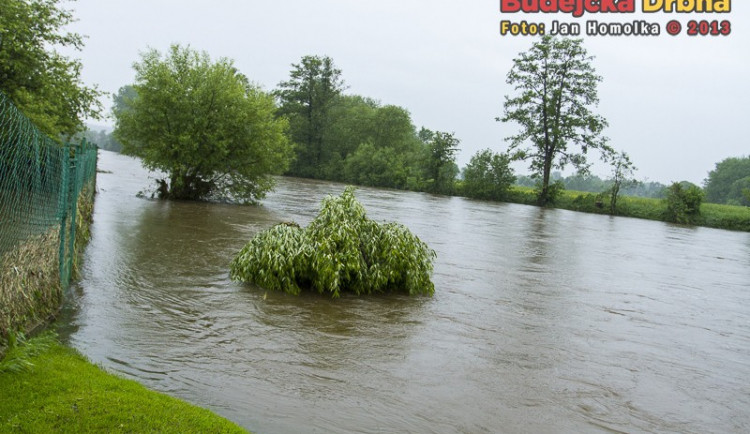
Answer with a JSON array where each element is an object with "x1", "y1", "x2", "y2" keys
[
  {"x1": 727, "y1": 177, "x2": 750, "y2": 207},
  {"x1": 275, "y1": 55, "x2": 345, "y2": 178},
  {"x1": 704, "y1": 156, "x2": 750, "y2": 205},
  {"x1": 606, "y1": 150, "x2": 637, "y2": 214},
  {"x1": 560, "y1": 173, "x2": 607, "y2": 193},
  {"x1": 112, "y1": 85, "x2": 137, "y2": 115},
  {"x1": 462, "y1": 149, "x2": 516, "y2": 201},
  {"x1": 499, "y1": 36, "x2": 611, "y2": 205},
  {"x1": 422, "y1": 130, "x2": 460, "y2": 195},
  {"x1": 320, "y1": 95, "x2": 423, "y2": 183},
  {"x1": 322, "y1": 95, "x2": 379, "y2": 179},
  {"x1": 75, "y1": 128, "x2": 122, "y2": 153},
  {"x1": 621, "y1": 180, "x2": 667, "y2": 199},
  {"x1": 113, "y1": 45, "x2": 292, "y2": 203},
  {"x1": 0, "y1": 0, "x2": 102, "y2": 138},
  {"x1": 664, "y1": 182, "x2": 705, "y2": 224},
  {"x1": 343, "y1": 142, "x2": 409, "y2": 189},
  {"x1": 369, "y1": 105, "x2": 417, "y2": 149}
]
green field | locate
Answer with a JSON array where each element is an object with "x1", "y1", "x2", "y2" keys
[
  {"x1": 0, "y1": 335, "x2": 248, "y2": 433},
  {"x1": 503, "y1": 186, "x2": 750, "y2": 232}
]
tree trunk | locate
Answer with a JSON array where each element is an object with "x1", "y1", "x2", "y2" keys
[
  {"x1": 610, "y1": 182, "x2": 620, "y2": 215},
  {"x1": 539, "y1": 152, "x2": 553, "y2": 206}
]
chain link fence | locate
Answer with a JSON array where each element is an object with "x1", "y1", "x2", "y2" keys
[{"x1": 0, "y1": 90, "x2": 98, "y2": 344}]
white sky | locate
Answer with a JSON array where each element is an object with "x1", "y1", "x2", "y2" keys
[{"x1": 66, "y1": 0, "x2": 749, "y2": 185}]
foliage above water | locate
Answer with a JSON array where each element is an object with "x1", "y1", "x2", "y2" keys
[
  {"x1": 274, "y1": 56, "x2": 460, "y2": 195},
  {"x1": 664, "y1": 181, "x2": 705, "y2": 224},
  {"x1": 113, "y1": 44, "x2": 292, "y2": 203},
  {"x1": 461, "y1": 148, "x2": 516, "y2": 201},
  {"x1": 704, "y1": 156, "x2": 750, "y2": 207},
  {"x1": 230, "y1": 187, "x2": 436, "y2": 297}
]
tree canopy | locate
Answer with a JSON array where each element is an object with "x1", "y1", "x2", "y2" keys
[
  {"x1": 422, "y1": 130, "x2": 460, "y2": 195},
  {"x1": 664, "y1": 181, "x2": 705, "y2": 224},
  {"x1": 275, "y1": 55, "x2": 345, "y2": 178},
  {"x1": 0, "y1": 0, "x2": 102, "y2": 138},
  {"x1": 113, "y1": 44, "x2": 292, "y2": 203},
  {"x1": 462, "y1": 149, "x2": 516, "y2": 201},
  {"x1": 704, "y1": 156, "x2": 750, "y2": 206},
  {"x1": 499, "y1": 36, "x2": 611, "y2": 205},
  {"x1": 274, "y1": 57, "x2": 444, "y2": 192},
  {"x1": 76, "y1": 128, "x2": 122, "y2": 153}
]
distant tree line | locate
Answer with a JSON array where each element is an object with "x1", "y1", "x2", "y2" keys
[
  {"x1": 1, "y1": 0, "x2": 743, "y2": 232},
  {"x1": 75, "y1": 128, "x2": 122, "y2": 153},
  {"x1": 102, "y1": 39, "x2": 746, "y2": 217},
  {"x1": 515, "y1": 172, "x2": 668, "y2": 199}
]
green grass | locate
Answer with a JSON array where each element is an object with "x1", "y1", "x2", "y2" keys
[
  {"x1": 701, "y1": 202, "x2": 750, "y2": 231},
  {"x1": 503, "y1": 186, "x2": 750, "y2": 231},
  {"x1": 0, "y1": 335, "x2": 248, "y2": 433}
]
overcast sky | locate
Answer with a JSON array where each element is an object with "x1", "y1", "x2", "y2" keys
[{"x1": 66, "y1": 0, "x2": 748, "y2": 185}]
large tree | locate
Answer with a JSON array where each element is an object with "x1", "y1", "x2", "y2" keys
[
  {"x1": 0, "y1": 0, "x2": 102, "y2": 138},
  {"x1": 113, "y1": 45, "x2": 292, "y2": 203},
  {"x1": 422, "y1": 129, "x2": 460, "y2": 195},
  {"x1": 275, "y1": 55, "x2": 345, "y2": 178},
  {"x1": 704, "y1": 156, "x2": 750, "y2": 206},
  {"x1": 499, "y1": 36, "x2": 611, "y2": 205}
]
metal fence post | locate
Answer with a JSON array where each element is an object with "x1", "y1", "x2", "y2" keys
[{"x1": 58, "y1": 145, "x2": 71, "y2": 288}]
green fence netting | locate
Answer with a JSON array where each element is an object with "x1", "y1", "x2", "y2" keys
[{"x1": 0, "y1": 90, "x2": 97, "y2": 343}]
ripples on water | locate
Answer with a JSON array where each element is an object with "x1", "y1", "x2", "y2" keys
[{"x1": 59, "y1": 151, "x2": 750, "y2": 433}]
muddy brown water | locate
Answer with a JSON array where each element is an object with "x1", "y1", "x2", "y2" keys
[{"x1": 59, "y1": 150, "x2": 750, "y2": 433}]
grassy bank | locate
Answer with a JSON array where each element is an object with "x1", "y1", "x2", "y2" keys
[
  {"x1": 0, "y1": 334, "x2": 248, "y2": 433},
  {"x1": 503, "y1": 186, "x2": 750, "y2": 231}
]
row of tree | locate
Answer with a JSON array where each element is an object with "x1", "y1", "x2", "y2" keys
[
  {"x1": 516, "y1": 173, "x2": 667, "y2": 198},
  {"x1": 108, "y1": 49, "x2": 464, "y2": 201},
  {"x1": 75, "y1": 129, "x2": 122, "y2": 153},
  {"x1": 107, "y1": 40, "x2": 745, "y2": 213},
  {"x1": 704, "y1": 156, "x2": 750, "y2": 206},
  {"x1": 3, "y1": 0, "x2": 744, "y2": 211},
  {"x1": 273, "y1": 55, "x2": 460, "y2": 194}
]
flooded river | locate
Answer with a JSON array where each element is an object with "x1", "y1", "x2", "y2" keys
[{"x1": 59, "y1": 150, "x2": 750, "y2": 433}]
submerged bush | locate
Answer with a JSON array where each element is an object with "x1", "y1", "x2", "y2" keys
[{"x1": 230, "y1": 187, "x2": 436, "y2": 297}]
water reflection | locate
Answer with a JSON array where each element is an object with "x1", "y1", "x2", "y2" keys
[{"x1": 59, "y1": 151, "x2": 750, "y2": 434}]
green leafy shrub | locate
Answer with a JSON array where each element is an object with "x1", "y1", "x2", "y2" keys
[
  {"x1": 230, "y1": 187, "x2": 436, "y2": 297},
  {"x1": 461, "y1": 149, "x2": 516, "y2": 201},
  {"x1": 663, "y1": 182, "x2": 705, "y2": 224}
]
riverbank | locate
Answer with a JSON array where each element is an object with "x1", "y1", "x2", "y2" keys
[
  {"x1": 501, "y1": 186, "x2": 750, "y2": 232},
  {"x1": 0, "y1": 334, "x2": 248, "y2": 433},
  {"x1": 280, "y1": 176, "x2": 750, "y2": 232}
]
